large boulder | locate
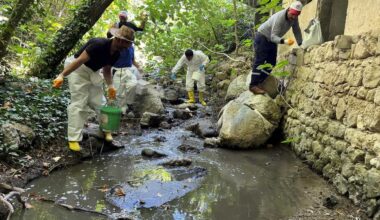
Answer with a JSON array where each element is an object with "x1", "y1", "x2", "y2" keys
[
  {"x1": 126, "y1": 83, "x2": 164, "y2": 117},
  {"x1": 0, "y1": 123, "x2": 35, "y2": 151},
  {"x1": 225, "y1": 73, "x2": 249, "y2": 101},
  {"x1": 225, "y1": 72, "x2": 279, "y2": 101},
  {"x1": 217, "y1": 91, "x2": 281, "y2": 149},
  {"x1": 140, "y1": 112, "x2": 164, "y2": 128}
]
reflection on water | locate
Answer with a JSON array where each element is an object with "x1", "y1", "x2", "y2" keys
[{"x1": 12, "y1": 128, "x2": 326, "y2": 220}]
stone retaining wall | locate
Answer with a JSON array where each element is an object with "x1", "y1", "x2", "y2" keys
[{"x1": 282, "y1": 30, "x2": 380, "y2": 217}]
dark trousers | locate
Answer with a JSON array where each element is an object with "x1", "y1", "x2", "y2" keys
[{"x1": 250, "y1": 33, "x2": 277, "y2": 87}]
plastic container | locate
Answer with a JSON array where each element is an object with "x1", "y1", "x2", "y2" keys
[
  {"x1": 100, "y1": 105, "x2": 122, "y2": 132},
  {"x1": 192, "y1": 71, "x2": 202, "y2": 81}
]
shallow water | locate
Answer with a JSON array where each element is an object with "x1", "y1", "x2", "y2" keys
[{"x1": 12, "y1": 127, "x2": 329, "y2": 220}]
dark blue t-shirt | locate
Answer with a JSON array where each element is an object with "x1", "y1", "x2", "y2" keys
[
  {"x1": 113, "y1": 46, "x2": 134, "y2": 68},
  {"x1": 74, "y1": 38, "x2": 120, "y2": 71}
]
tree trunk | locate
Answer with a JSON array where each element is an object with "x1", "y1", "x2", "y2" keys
[
  {"x1": 0, "y1": 0, "x2": 35, "y2": 60},
  {"x1": 233, "y1": 0, "x2": 239, "y2": 55},
  {"x1": 30, "y1": 0, "x2": 114, "y2": 78}
]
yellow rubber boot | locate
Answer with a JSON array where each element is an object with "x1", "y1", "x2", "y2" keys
[
  {"x1": 199, "y1": 92, "x2": 207, "y2": 106},
  {"x1": 68, "y1": 141, "x2": 81, "y2": 152},
  {"x1": 186, "y1": 91, "x2": 195, "y2": 104},
  {"x1": 104, "y1": 132, "x2": 113, "y2": 142}
]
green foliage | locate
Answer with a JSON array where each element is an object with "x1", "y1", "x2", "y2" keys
[
  {"x1": 257, "y1": 60, "x2": 290, "y2": 78},
  {"x1": 0, "y1": 77, "x2": 70, "y2": 159},
  {"x1": 3, "y1": 0, "x2": 82, "y2": 75},
  {"x1": 241, "y1": 39, "x2": 253, "y2": 48},
  {"x1": 256, "y1": 0, "x2": 283, "y2": 28},
  {"x1": 281, "y1": 137, "x2": 300, "y2": 144}
]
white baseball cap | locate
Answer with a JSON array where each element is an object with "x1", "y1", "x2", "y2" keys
[{"x1": 290, "y1": 1, "x2": 303, "y2": 12}]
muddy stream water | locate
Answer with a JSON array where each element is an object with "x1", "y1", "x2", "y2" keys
[{"x1": 11, "y1": 107, "x2": 358, "y2": 220}]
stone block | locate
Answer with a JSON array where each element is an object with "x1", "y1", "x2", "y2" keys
[
  {"x1": 352, "y1": 164, "x2": 367, "y2": 185},
  {"x1": 338, "y1": 50, "x2": 351, "y2": 60},
  {"x1": 344, "y1": 110, "x2": 358, "y2": 128},
  {"x1": 341, "y1": 161, "x2": 354, "y2": 178},
  {"x1": 312, "y1": 141, "x2": 323, "y2": 156},
  {"x1": 366, "y1": 89, "x2": 376, "y2": 103},
  {"x1": 374, "y1": 142, "x2": 380, "y2": 155},
  {"x1": 353, "y1": 39, "x2": 371, "y2": 59},
  {"x1": 296, "y1": 48, "x2": 304, "y2": 66},
  {"x1": 365, "y1": 168, "x2": 380, "y2": 198},
  {"x1": 336, "y1": 98, "x2": 346, "y2": 121},
  {"x1": 369, "y1": 110, "x2": 380, "y2": 132},
  {"x1": 357, "y1": 87, "x2": 368, "y2": 99},
  {"x1": 335, "y1": 140, "x2": 348, "y2": 154},
  {"x1": 335, "y1": 35, "x2": 353, "y2": 50},
  {"x1": 344, "y1": 128, "x2": 367, "y2": 147},
  {"x1": 363, "y1": 66, "x2": 380, "y2": 89},
  {"x1": 323, "y1": 163, "x2": 336, "y2": 179},
  {"x1": 357, "y1": 114, "x2": 366, "y2": 130},
  {"x1": 347, "y1": 68, "x2": 363, "y2": 87},
  {"x1": 327, "y1": 121, "x2": 346, "y2": 138},
  {"x1": 370, "y1": 157, "x2": 380, "y2": 169},
  {"x1": 334, "y1": 66, "x2": 348, "y2": 85},
  {"x1": 373, "y1": 89, "x2": 380, "y2": 105},
  {"x1": 333, "y1": 174, "x2": 349, "y2": 195},
  {"x1": 349, "y1": 149, "x2": 365, "y2": 163},
  {"x1": 316, "y1": 119, "x2": 328, "y2": 132}
]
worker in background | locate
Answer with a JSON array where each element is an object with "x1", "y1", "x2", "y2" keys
[
  {"x1": 52, "y1": 26, "x2": 135, "y2": 152},
  {"x1": 107, "y1": 10, "x2": 147, "y2": 38},
  {"x1": 171, "y1": 49, "x2": 210, "y2": 106},
  {"x1": 112, "y1": 45, "x2": 142, "y2": 113},
  {"x1": 249, "y1": 1, "x2": 303, "y2": 94}
]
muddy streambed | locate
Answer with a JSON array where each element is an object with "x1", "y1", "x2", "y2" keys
[{"x1": 11, "y1": 119, "x2": 362, "y2": 219}]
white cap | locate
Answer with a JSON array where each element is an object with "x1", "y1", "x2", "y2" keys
[
  {"x1": 290, "y1": 1, "x2": 303, "y2": 11},
  {"x1": 119, "y1": 11, "x2": 128, "y2": 18}
]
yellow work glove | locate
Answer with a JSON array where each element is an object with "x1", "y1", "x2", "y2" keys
[
  {"x1": 284, "y1": 39, "x2": 295, "y2": 46},
  {"x1": 52, "y1": 75, "x2": 64, "y2": 88},
  {"x1": 108, "y1": 86, "x2": 116, "y2": 100}
]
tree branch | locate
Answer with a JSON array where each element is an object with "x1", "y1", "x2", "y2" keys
[{"x1": 196, "y1": 41, "x2": 244, "y2": 62}]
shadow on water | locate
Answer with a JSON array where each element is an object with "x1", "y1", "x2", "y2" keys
[{"x1": 12, "y1": 127, "x2": 328, "y2": 220}]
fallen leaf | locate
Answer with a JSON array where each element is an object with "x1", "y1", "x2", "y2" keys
[
  {"x1": 25, "y1": 202, "x2": 34, "y2": 209},
  {"x1": 42, "y1": 162, "x2": 50, "y2": 168},
  {"x1": 98, "y1": 184, "x2": 109, "y2": 193},
  {"x1": 24, "y1": 87, "x2": 33, "y2": 93},
  {"x1": 2, "y1": 101, "x2": 12, "y2": 109},
  {"x1": 52, "y1": 156, "x2": 61, "y2": 162},
  {"x1": 114, "y1": 187, "x2": 125, "y2": 197}
]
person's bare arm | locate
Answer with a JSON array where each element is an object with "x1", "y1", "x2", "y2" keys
[
  {"x1": 132, "y1": 59, "x2": 140, "y2": 69},
  {"x1": 102, "y1": 65, "x2": 113, "y2": 86},
  {"x1": 58, "y1": 51, "x2": 90, "y2": 77}
]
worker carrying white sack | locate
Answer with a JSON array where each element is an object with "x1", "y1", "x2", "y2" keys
[
  {"x1": 52, "y1": 26, "x2": 135, "y2": 152},
  {"x1": 171, "y1": 49, "x2": 210, "y2": 106}
]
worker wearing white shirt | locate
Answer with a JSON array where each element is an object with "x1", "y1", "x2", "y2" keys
[{"x1": 171, "y1": 49, "x2": 209, "y2": 106}]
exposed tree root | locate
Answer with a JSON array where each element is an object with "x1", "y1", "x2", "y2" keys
[{"x1": 0, "y1": 183, "x2": 29, "y2": 220}]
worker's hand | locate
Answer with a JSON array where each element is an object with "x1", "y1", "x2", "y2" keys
[
  {"x1": 284, "y1": 39, "x2": 295, "y2": 46},
  {"x1": 140, "y1": 11, "x2": 148, "y2": 20},
  {"x1": 199, "y1": 64, "x2": 205, "y2": 71},
  {"x1": 108, "y1": 86, "x2": 116, "y2": 100},
  {"x1": 170, "y1": 73, "x2": 176, "y2": 80},
  {"x1": 52, "y1": 75, "x2": 64, "y2": 88}
]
